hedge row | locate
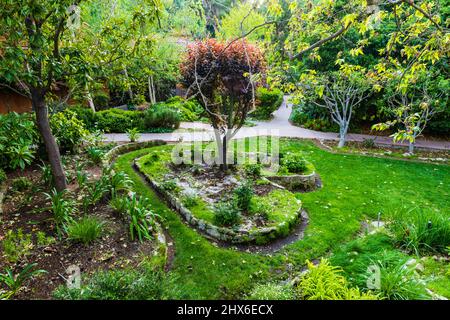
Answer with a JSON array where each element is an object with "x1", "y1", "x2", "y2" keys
[{"x1": 71, "y1": 97, "x2": 204, "y2": 133}]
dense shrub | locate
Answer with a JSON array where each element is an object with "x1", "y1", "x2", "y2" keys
[
  {"x1": 50, "y1": 109, "x2": 89, "y2": 153},
  {"x1": 144, "y1": 105, "x2": 180, "y2": 130},
  {"x1": 213, "y1": 202, "x2": 241, "y2": 227},
  {"x1": 251, "y1": 87, "x2": 283, "y2": 120},
  {"x1": 0, "y1": 112, "x2": 38, "y2": 170},
  {"x1": 281, "y1": 153, "x2": 308, "y2": 174},
  {"x1": 95, "y1": 108, "x2": 144, "y2": 133},
  {"x1": 163, "y1": 96, "x2": 203, "y2": 121},
  {"x1": 70, "y1": 107, "x2": 96, "y2": 129}
]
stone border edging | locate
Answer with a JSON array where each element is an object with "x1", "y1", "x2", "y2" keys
[
  {"x1": 265, "y1": 171, "x2": 321, "y2": 191},
  {"x1": 134, "y1": 157, "x2": 304, "y2": 245}
]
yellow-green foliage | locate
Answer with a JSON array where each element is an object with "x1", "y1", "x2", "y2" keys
[{"x1": 298, "y1": 259, "x2": 379, "y2": 300}]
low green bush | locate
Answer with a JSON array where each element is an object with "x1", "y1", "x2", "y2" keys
[
  {"x1": 126, "y1": 128, "x2": 141, "y2": 142},
  {"x1": 144, "y1": 105, "x2": 180, "y2": 130},
  {"x1": 2, "y1": 229, "x2": 34, "y2": 263},
  {"x1": 213, "y1": 202, "x2": 241, "y2": 227},
  {"x1": 44, "y1": 189, "x2": 75, "y2": 235},
  {"x1": 251, "y1": 87, "x2": 283, "y2": 120},
  {"x1": 233, "y1": 181, "x2": 254, "y2": 211},
  {"x1": 281, "y1": 153, "x2": 308, "y2": 174},
  {"x1": 163, "y1": 96, "x2": 203, "y2": 121},
  {"x1": 50, "y1": 109, "x2": 89, "y2": 153},
  {"x1": 70, "y1": 107, "x2": 96, "y2": 129},
  {"x1": 297, "y1": 259, "x2": 379, "y2": 300},
  {"x1": 95, "y1": 108, "x2": 144, "y2": 133},
  {"x1": 0, "y1": 112, "x2": 38, "y2": 171},
  {"x1": 11, "y1": 177, "x2": 32, "y2": 192},
  {"x1": 243, "y1": 163, "x2": 262, "y2": 179},
  {"x1": 67, "y1": 216, "x2": 105, "y2": 244}
]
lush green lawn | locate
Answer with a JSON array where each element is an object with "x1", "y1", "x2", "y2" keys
[{"x1": 114, "y1": 139, "x2": 450, "y2": 299}]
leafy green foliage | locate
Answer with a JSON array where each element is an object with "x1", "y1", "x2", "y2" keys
[
  {"x1": 297, "y1": 259, "x2": 379, "y2": 300},
  {"x1": 213, "y1": 201, "x2": 241, "y2": 227},
  {"x1": 67, "y1": 216, "x2": 105, "y2": 245},
  {"x1": 11, "y1": 177, "x2": 32, "y2": 192},
  {"x1": 111, "y1": 194, "x2": 157, "y2": 242},
  {"x1": 0, "y1": 263, "x2": 47, "y2": 300},
  {"x1": 373, "y1": 258, "x2": 429, "y2": 300},
  {"x1": 0, "y1": 113, "x2": 38, "y2": 171},
  {"x1": 126, "y1": 128, "x2": 141, "y2": 143},
  {"x1": 2, "y1": 229, "x2": 34, "y2": 263},
  {"x1": 251, "y1": 88, "x2": 284, "y2": 120},
  {"x1": 159, "y1": 96, "x2": 204, "y2": 122},
  {"x1": 54, "y1": 267, "x2": 176, "y2": 300},
  {"x1": 387, "y1": 207, "x2": 450, "y2": 255},
  {"x1": 50, "y1": 109, "x2": 88, "y2": 153},
  {"x1": 86, "y1": 146, "x2": 106, "y2": 165},
  {"x1": 44, "y1": 189, "x2": 75, "y2": 235},
  {"x1": 233, "y1": 181, "x2": 254, "y2": 212},
  {"x1": 0, "y1": 168, "x2": 6, "y2": 184},
  {"x1": 94, "y1": 109, "x2": 144, "y2": 133},
  {"x1": 144, "y1": 105, "x2": 181, "y2": 130},
  {"x1": 281, "y1": 153, "x2": 308, "y2": 174},
  {"x1": 243, "y1": 163, "x2": 262, "y2": 179}
]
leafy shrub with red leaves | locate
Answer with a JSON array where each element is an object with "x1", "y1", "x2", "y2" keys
[{"x1": 181, "y1": 39, "x2": 266, "y2": 129}]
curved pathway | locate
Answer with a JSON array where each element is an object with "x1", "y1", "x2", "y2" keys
[{"x1": 105, "y1": 97, "x2": 450, "y2": 151}]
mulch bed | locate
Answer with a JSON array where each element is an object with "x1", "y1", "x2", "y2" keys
[{"x1": 0, "y1": 162, "x2": 155, "y2": 300}]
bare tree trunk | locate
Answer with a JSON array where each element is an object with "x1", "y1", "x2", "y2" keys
[
  {"x1": 86, "y1": 84, "x2": 95, "y2": 112},
  {"x1": 222, "y1": 135, "x2": 228, "y2": 170},
  {"x1": 338, "y1": 124, "x2": 348, "y2": 148},
  {"x1": 31, "y1": 88, "x2": 67, "y2": 191},
  {"x1": 148, "y1": 75, "x2": 156, "y2": 105},
  {"x1": 124, "y1": 68, "x2": 134, "y2": 101},
  {"x1": 408, "y1": 141, "x2": 415, "y2": 154}
]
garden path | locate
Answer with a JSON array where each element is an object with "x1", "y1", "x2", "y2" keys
[{"x1": 104, "y1": 97, "x2": 450, "y2": 151}]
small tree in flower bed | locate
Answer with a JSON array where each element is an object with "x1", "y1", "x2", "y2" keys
[{"x1": 181, "y1": 39, "x2": 266, "y2": 170}]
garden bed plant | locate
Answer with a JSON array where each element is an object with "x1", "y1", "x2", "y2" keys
[{"x1": 134, "y1": 144, "x2": 319, "y2": 244}]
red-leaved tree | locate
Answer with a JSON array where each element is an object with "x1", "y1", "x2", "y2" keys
[{"x1": 181, "y1": 39, "x2": 265, "y2": 169}]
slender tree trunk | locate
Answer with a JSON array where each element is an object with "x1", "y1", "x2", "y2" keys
[
  {"x1": 31, "y1": 88, "x2": 67, "y2": 191},
  {"x1": 221, "y1": 135, "x2": 228, "y2": 170},
  {"x1": 408, "y1": 141, "x2": 415, "y2": 154},
  {"x1": 338, "y1": 124, "x2": 348, "y2": 148},
  {"x1": 124, "y1": 68, "x2": 134, "y2": 101},
  {"x1": 148, "y1": 75, "x2": 156, "y2": 105},
  {"x1": 86, "y1": 84, "x2": 96, "y2": 113}
]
